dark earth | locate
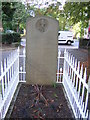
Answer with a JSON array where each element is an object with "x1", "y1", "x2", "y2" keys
[{"x1": 8, "y1": 84, "x2": 74, "y2": 119}]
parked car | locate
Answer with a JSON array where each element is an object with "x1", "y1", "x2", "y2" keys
[
  {"x1": 58, "y1": 31, "x2": 74, "y2": 45},
  {"x1": 5, "y1": 30, "x2": 15, "y2": 33}
]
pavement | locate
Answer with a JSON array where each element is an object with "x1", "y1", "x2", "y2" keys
[
  {"x1": 0, "y1": 43, "x2": 17, "y2": 51},
  {"x1": 0, "y1": 42, "x2": 88, "y2": 63}
]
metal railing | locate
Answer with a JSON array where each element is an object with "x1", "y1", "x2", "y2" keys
[
  {"x1": 0, "y1": 48, "x2": 19, "y2": 119},
  {"x1": 0, "y1": 47, "x2": 90, "y2": 119},
  {"x1": 63, "y1": 49, "x2": 89, "y2": 119}
]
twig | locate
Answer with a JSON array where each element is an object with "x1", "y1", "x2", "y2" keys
[{"x1": 33, "y1": 84, "x2": 48, "y2": 105}]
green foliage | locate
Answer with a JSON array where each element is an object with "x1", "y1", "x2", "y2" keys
[
  {"x1": 63, "y1": 2, "x2": 90, "y2": 37},
  {"x1": 54, "y1": 93, "x2": 58, "y2": 98},
  {"x1": 2, "y1": 2, "x2": 16, "y2": 30},
  {"x1": 12, "y1": 2, "x2": 29, "y2": 32},
  {"x1": 2, "y1": 2, "x2": 28, "y2": 32},
  {"x1": 63, "y1": 2, "x2": 90, "y2": 24},
  {"x1": 12, "y1": 32, "x2": 21, "y2": 42},
  {"x1": 52, "y1": 82, "x2": 58, "y2": 88},
  {"x1": 2, "y1": 2, "x2": 15, "y2": 21},
  {"x1": 0, "y1": 2, "x2": 2, "y2": 21},
  {"x1": 2, "y1": 32, "x2": 21, "y2": 44},
  {"x1": 2, "y1": 1, "x2": 89, "y2": 37},
  {"x1": 72, "y1": 22, "x2": 81, "y2": 38},
  {"x1": 31, "y1": 3, "x2": 72, "y2": 30}
]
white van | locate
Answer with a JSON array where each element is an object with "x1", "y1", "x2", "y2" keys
[{"x1": 58, "y1": 31, "x2": 74, "y2": 45}]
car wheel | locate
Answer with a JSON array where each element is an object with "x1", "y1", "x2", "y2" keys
[{"x1": 67, "y1": 41, "x2": 71, "y2": 45}]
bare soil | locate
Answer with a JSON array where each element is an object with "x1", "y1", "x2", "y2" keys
[{"x1": 9, "y1": 84, "x2": 74, "y2": 119}]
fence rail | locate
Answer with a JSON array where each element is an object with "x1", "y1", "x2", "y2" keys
[{"x1": 0, "y1": 47, "x2": 90, "y2": 119}]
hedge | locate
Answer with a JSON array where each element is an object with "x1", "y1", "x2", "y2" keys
[
  {"x1": 1, "y1": 32, "x2": 21, "y2": 44},
  {"x1": 79, "y1": 38, "x2": 90, "y2": 48}
]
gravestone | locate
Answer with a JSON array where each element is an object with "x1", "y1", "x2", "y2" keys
[{"x1": 26, "y1": 16, "x2": 59, "y2": 85}]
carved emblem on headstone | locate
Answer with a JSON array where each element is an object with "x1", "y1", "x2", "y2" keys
[{"x1": 36, "y1": 18, "x2": 48, "y2": 32}]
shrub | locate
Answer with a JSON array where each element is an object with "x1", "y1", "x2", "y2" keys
[
  {"x1": 2, "y1": 32, "x2": 21, "y2": 44},
  {"x1": 12, "y1": 33, "x2": 21, "y2": 43},
  {"x1": 0, "y1": 34, "x2": 2, "y2": 43},
  {"x1": 79, "y1": 38, "x2": 90, "y2": 48}
]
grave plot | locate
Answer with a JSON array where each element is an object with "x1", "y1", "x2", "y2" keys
[{"x1": 10, "y1": 84, "x2": 74, "y2": 119}]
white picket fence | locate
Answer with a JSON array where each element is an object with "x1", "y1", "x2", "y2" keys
[
  {"x1": 0, "y1": 48, "x2": 19, "y2": 119},
  {"x1": 63, "y1": 50, "x2": 89, "y2": 118},
  {"x1": 0, "y1": 47, "x2": 90, "y2": 119}
]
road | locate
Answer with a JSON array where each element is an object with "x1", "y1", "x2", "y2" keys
[
  {"x1": 0, "y1": 39, "x2": 79, "y2": 61},
  {"x1": 21, "y1": 38, "x2": 79, "y2": 49}
]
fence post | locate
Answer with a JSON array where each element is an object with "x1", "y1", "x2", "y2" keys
[
  {"x1": 23, "y1": 47, "x2": 25, "y2": 80},
  {"x1": 57, "y1": 49, "x2": 61, "y2": 82},
  {"x1": 17, "y1": 47, "x2": 20, "y2": 82},
  {"x1": 4, "y1": 58, "x2": 7, "y2": 95},
  {"x1": 1, "y1": 61, "x2": 4, "y2": 99},
  {"x1": 88, "y1": 76, "x2": 90, "y2": 111},
  {"x1": 63, "y1": 49, "x2": 66, "y2": 84},
  {"x1": 20, "y1": 66, "x2": 23, "y2": 81}
]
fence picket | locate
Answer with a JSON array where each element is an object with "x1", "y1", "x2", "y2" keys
[
  {"x1": 4, "y1": 59, "x2": 7, "y2": 93},
  {"x1": 84, "y1": 91, "x2": 88, "y2": 116},
  {"x1": 71, "y1": 55, "x2": 73, "y2": 65},
  {"x1": 78, "y1": 79, "x2": 81, "y2": 99},
  {"x1": 84, "y1": 68, "x2": 87, "y2": 83},
  {"x1": 81, "y1": 86, "x2": 85, "y2": 109},
  {"x1": 88, "y1": 76, "x2": 90, "y2": 93},
  {"x1": 73, "y1": 57, "x2": 75, "y2": 67},
  {"x1": 80, "y1": 65, "x2": 83, "y2": 78},
  {"x1": 75, "y1": 59, "x2": 77, "y2": 70},
  {"x1": 1, "y1": 61, "x2": 4, "y2": 99},
  {"x1": 77, "y1": 61, "x2": 80, "y2": 74},
  {"x1": 78, "y1": 65, "x2": 83, "y2": 99},
  {"x1": 57, "y1": 50, "x2": 60, "y2": 82},
  {"x1": 20, "y1": 67, "x2": 23, "y2": 81},
  {"x1": 73, "y1": 71, "x2": 76, "y2": 88},
  {"x1": 7, "y1": 57, "x2": 9, "y2": 86},
  {"x1": 71, "y1": 55, "x2": 73, "y2": 83},
  {"x1": 76, "y1": 76, "x2": 78, "y2": 92}
]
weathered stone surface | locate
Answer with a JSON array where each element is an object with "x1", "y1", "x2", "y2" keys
[{"x1": 26, "y1": 16, "x2": 59, "y2": 85}]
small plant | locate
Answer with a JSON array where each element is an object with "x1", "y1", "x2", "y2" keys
[
  {"x1": 52, "y1": 82, "x2": 57, "y2": 88},
  {"x1": 54, "y1": 93, "x2": 58, "y2": 98}
]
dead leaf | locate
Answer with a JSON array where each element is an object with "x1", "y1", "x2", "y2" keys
[
  {"x1": 33, "y1": 109, "x2": 38, "y2": 113},
  {"x1": 51, "y1": 100, "x2": 54, "y2": 103},
  {"x1": 34, "y1": 116, "x2": 38, "y2": 118},
  {"x1": 57, "y1": 109, "x2": 59, "y2": 112},
  {"x1": 31, "y1": 104, "x2": 34, "y2": 108}
]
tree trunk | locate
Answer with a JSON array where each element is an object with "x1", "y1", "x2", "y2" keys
[{"x1": 17, "y1": 23, "x2": 19, "y2": 32}]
